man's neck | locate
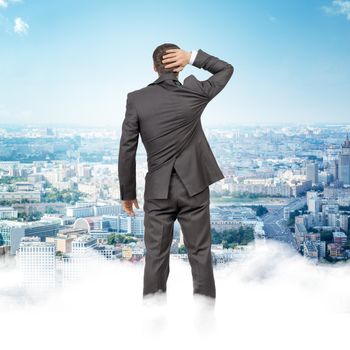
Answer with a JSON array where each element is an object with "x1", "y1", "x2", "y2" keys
[{"x1": 158, "y1": 72, "x2": 179, "y2": 79}]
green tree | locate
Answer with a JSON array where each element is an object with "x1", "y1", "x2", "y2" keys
[
  {"x1": 178, "y1": 244, "x2": 187, "y2": 254},
  {"x1": 255, "y1": 205, "x2": 268, "y2": 216},
  {"x1": 320, "y1": 230, "x2": 334, "y2": 243},
  {"x1": 107, "y1": 233, "x2": 116, "y2": 245},
  {"x1": 107, "y1": 233, "x2": 137, "y2": 245},
  {"x1": 211, "y1": 226, "x2": 255, "y2": 247}
]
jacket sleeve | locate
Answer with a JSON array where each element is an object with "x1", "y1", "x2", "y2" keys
[
  {"x1": 192, "y1": 49, "x2": 234, "y2": 101},
  {"x1": 118, "y1": 93, "x2": 140, "y2": 200}
]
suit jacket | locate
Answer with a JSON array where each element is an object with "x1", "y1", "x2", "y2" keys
[{"x1": 118, "y1": 48, "x2": 234, "y2": 201}]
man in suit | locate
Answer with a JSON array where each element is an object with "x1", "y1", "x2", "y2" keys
[{"x1": 118, "y1": 43, "x2": 233, "y2": 299}]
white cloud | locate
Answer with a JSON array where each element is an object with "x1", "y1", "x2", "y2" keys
[
  {"x1": 1, "y1": 240, "x2": 350, "y2": 349},
  {"x1": 13, "y1": 16, "x2": 28, "y2": 34},
  {"x1": 0, "y1": 0, "x2": 20, "y2": 8},
  {"x1": 322, "y1": 0, "x2": 350, "y2": 20},
  {"x1": 1, "y1": 0, "x2": 24, "y2": 34}
]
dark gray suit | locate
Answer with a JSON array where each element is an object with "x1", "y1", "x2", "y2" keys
[{"x1": 118, "y1": 49, "x2": 233, "y2": 298}]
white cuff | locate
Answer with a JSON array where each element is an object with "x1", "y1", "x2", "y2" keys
[{"x1": 189, "y1": 50, "x2": 198, "y2": 65}]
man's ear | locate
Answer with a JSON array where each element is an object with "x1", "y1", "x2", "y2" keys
[{"x1": 153, "y1": 64, "x2": 157, "y2": 73}]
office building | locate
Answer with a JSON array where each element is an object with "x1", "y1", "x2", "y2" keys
[
  {"x1": 0, "y1": 206, "x2": 18, "y2": 220},
  {"x1": 307, "y1": 191, "x2": 320, "y2": 213},
  {"x1": 306, "y1": 161, "x2": 318, "y2": 185},
  {"x1": 333, "y1": 231, "x2": 347, "y2": 246},
  {"x1": 17, "y1": 236, "x2": 56, "y2": 289},
  {"x1": 339, "y1": 134, "x2": 350, "y2": 185}
]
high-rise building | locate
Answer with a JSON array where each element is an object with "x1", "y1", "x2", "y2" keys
[
  {"x1": 328, "y1": 213, "x2": 349, "y2": 233},
  {"x1": 339, "y1": 134, "x2": 350, "y2": 185},
  {"x1": 329, "y1": 159, "x2": 339, "y2": 181},
  {"x1": 17, "y1": 236, "x2": 56, "y2": 289},
  {"x1": 306, "y1": 191, "x2": 320, "y2": 213},
  {"x1": 306, "y1": 161, "x2": 318, "y2": 185}
]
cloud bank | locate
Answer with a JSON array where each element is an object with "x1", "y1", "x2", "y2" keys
[
  {"x1": 322, "y1": 0, "x2": 350, "y2": 20},
  {"x1": 1, "y1": 240, "x2": 350, "y2": 350}
]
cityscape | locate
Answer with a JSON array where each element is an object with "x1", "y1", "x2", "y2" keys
[
  {"x1": 1, "y1": 0, "x2": 350, "y2": 347},
  {"x1": 1, "y1": 123, "x2": 350, "y2": 291}
]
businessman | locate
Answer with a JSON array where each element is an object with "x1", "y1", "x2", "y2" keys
[{"x1": 118, "y1": 43, "x2": 234, "y2": 299}]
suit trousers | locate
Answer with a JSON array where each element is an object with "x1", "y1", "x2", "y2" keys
[{"x1": 142, "y1": 171, "x2": 216, "y2": 299}]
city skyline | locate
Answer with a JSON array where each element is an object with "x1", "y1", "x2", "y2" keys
[{"x1": 1, "y1": 0, "x2": 350, "y2": 126}]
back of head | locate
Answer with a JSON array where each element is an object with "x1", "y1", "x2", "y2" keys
[{"x1": 153, "y1": 43, "x2": 180, "y2": 75}]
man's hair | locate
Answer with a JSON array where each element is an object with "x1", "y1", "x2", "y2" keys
[{"x1": 153, "y1": 43, "x2": 180, "y2": 74}]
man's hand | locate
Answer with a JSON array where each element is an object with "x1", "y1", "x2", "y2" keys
[
  {"x1": 162, "y1": 49, "x2": 191, "y2": 73},
  {"x1": 122, "y1": 198, "x2": 140, "y2": 216}
]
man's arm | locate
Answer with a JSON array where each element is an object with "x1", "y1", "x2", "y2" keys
[
  {"x1": 190, "y1": 49, "x2": 234, "y2": 100},
  {"x1": 118, "y1": 93, "x2": 140, "y2": 213},
  {"x1": 162, "y1": 48, "x2": 234, "y2": 100}
]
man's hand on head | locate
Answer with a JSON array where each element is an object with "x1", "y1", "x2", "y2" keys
[
  {"x1": 162, "y1": 49, "x2": 191, "y2": 73},
  {"x1": 122, "y1": 198, "x2": 140, "y2": 216}
]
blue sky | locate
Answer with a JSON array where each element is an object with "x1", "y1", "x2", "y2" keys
[{"x1": 0, "y1": 0, "x2": 349, "y2": 127}]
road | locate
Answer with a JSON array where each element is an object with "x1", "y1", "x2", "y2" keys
[{"x1": 261, "y1": 196, "x2": 306, "y2": 247}]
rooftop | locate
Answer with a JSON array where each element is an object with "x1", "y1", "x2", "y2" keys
[{"x1": 333, "y1": 231, "x2": 347, "y2": 238}]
